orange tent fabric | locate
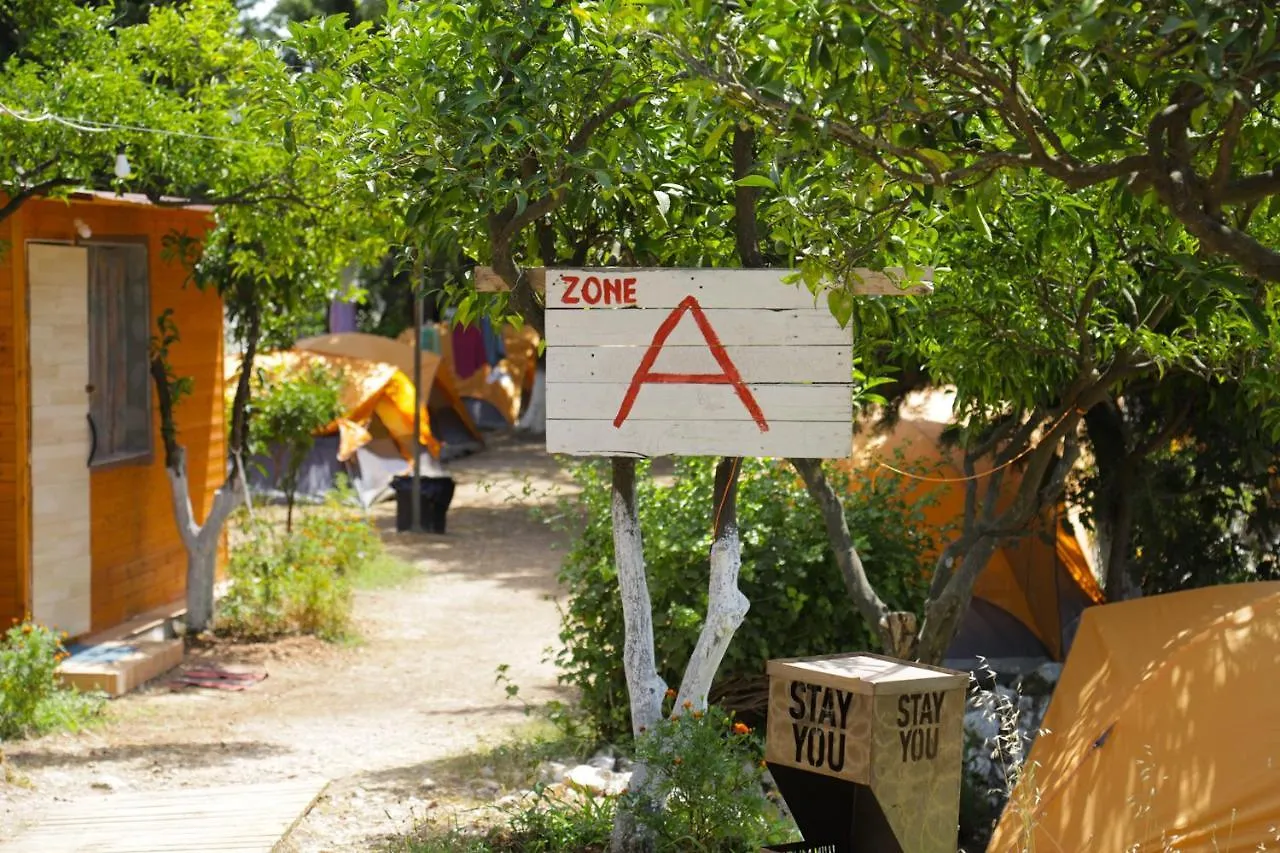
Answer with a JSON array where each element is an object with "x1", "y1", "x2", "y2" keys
[
  {"x1": 294, "y1": 332, "x2": 482, "y2": 442},
  {"x1": 845, "y1": 390, "x2": 1104, "y2": 661},
  {"x1": 990, "y1": 582, "x2": 1280, "y2": 852},
  {"x1": 404, "y1": 323, "x2": 541, "y2": 425}
]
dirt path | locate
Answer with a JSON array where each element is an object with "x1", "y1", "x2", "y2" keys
[{"x1": 0, "y1": 436, "x2": 578, "y2": 852}]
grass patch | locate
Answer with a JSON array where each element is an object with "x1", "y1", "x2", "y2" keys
[
  {"x1": 429, "y1": 717, "x2": 598, "y2": 793},
  {"x1": 351, "y1": 552, "x2": 420, "y2": 590},
  {"x1": 392, "y1": 787, "x2": 615, "y2": 853},
  {"x1": 32, "y1": 687, "x2": 108, "y2": 735}
]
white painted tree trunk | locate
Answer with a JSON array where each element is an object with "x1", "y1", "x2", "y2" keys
[
  {"x1": 166, "y1": 446, "x2": 242, "y2": 634},
  {"x1": 675, "y1": 531, "x2": 748, "y2": 710},
  {"x1": 676, "y1": 459, "x2": 748, "y2": 711},
  {"x1": 517, "y1": 367, "x2": 546, "y2": 434},
  {"x1": 610, "y1": 457, "x2": 665, "y2": 853}
]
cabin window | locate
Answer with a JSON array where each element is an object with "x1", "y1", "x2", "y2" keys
[{"x1": 87, "y1": 243, "x2": 152, "y2": 466}]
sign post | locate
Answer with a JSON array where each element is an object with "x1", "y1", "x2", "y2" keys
[{"x1": 762, "y1": 653, "x2": 968, "y2": 853}]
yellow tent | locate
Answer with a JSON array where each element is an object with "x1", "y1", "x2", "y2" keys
[
  {"x1": 293, "y1": 331, "x2": 482, "y2": 444},
  {"x1": 230, "y1": 349, "x2": 449, "y2": 460},
  {"x1": 845, "y1": 390, "x2": 1105, "y2": 661},
  {"x1": 990, "y1": 582, "x2": 1280, "y2": 852}
]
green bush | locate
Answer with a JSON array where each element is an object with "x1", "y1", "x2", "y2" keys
[
  {"x1": 630, "y1": 700, "x2": 788, "y2": 852},
  {"x1": 247, "y1": 360, "x2": 345, "y2": 532},
  {"x1": 555, "y1": 457, "x2": 933, "y2": 742},
  {"x1": 219, "y1": 487, "x2": 382, "y2": 641},
  {"x1": 0, "y1": 620, "x2": 105, "y2": 740}
]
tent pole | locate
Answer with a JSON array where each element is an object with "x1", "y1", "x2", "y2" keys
[{"x1": 410, "y1": 260, "x2": 425, "y2": 533}]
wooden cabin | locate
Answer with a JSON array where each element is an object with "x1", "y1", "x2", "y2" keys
[{"x1": 0, "y1": 192, "x2": 225, "y2": 639}]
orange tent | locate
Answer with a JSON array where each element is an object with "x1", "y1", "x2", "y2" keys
[
  {"x1": 230, "y1": 350, "x2": 448, "y2": 460},
  {"x1": 990, "y1": 582, "x2": 1280, "y2": 852},
  {"x1": 294, "y1": 331, "x2": 482, "y2": 444},
  {"x1": 403, "y1": 323, "x2": 541, "y2": 426},
  {"x1": 846, "y1": 390, "x2": 1105, "y2": 661}
]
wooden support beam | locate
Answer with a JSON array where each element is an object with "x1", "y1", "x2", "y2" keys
[{"x1": 473, "y1": 266, "x2": 933, "y2": 296}]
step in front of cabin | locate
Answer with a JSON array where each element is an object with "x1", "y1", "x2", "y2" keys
[{"x1": 55, "y1": 600, "x2": 186, "y2": 697}]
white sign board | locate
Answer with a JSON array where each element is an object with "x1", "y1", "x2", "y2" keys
[{"x1": 545, "y1": 269, "x2": 853, "y2": 458}]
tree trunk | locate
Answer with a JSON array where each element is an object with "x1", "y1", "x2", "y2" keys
[
  {"x1": 914, "y1": 538, "x2": 1000, "y2": 665},
  {"x1": 676, "y1": 458, "x2": 748, "y2": 710},
  {"x1": 1099, "y1": 466, "x2": 1138, "y2": 601},
  {"x1": 165, "y1": 447, "x2": 242, "y2": 634},
  {"x1": 610, "y1": 457, "x2": 665, "y2": 853},
  {"x1": 790, "y1": 458, "x2": 918, "y2": 657}
]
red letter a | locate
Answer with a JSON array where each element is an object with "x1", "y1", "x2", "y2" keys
[{"x1": 613, "y1": 295, "x2": 769, "y2": 432}]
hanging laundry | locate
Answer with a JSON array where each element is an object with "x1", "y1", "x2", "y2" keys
[
  {"x1": 419, "y1": 325, "x2": 441, "y2": 354},
  {"x1": 480, "y1": 316, "x2": 507, "y2": 367},
  {"x1": 451, "y1": 322, "x2": 487, "y2": 380},
  {"x1": 328, "y1": 300, "x2": 358, "y2": 334}
]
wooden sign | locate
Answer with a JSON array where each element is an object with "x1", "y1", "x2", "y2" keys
[
  {"x1": 764, "y1": 652, "x2": 968, "y2": 853},
  {"x1": 540, "y1": 268, "x2": 862, "y2": 458},
  {"x1": 473, "y1": 265, "x2": 935, "y2": 297}
]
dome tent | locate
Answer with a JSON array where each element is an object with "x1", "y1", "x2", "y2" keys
[
  {"x1": 990, "y1": 582, "x2": 1280, "y2": 852},
  {"x1": 845, "y1": 389, "x2": 1105, "y2": 664},
  {"x1": 227, "y1": 339, "x2": 482, "y2": 508}
]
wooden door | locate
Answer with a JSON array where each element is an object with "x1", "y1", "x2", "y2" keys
[{"x1": 26, "y1": 243, "x2": 92, "y2": 637}]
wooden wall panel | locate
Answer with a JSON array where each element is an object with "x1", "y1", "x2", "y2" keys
[{"x1": 20, "y1": 199, "x2": 222, "y2": 632}]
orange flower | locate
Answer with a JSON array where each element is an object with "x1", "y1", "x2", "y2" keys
[
  {"x1": 682, "y1": 700, "x2": 693, "y2": 710},
  {"x1": 672, "y1": 757, "x2": 683, "y2": 766},
  {"x1": 692, "y1": 710, "x2": 703, "y2": 720},
  {"x1": 664, "y1": 688, "x2": 677, "y2": 699},
  {"x1": 732, "y1": 722, "x2": 751, "y2": 735}
]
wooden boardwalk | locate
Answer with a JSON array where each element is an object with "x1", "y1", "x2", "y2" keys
[{"x1": 0, "y1": 778, "x2": 328, "y2": 853}]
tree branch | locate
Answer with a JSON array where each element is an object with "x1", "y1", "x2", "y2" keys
[{"x1": 0, "y1": 177, "x2": 81, "y2": 223}]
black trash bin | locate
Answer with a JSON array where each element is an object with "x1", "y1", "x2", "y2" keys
[{"x1": 390, "y1": 475, "x2": 455, "y2": 533}]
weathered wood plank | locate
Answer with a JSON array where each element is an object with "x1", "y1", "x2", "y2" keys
[
  {"x1": 0, "y1": 778, "x2": 327, "y2": 853},
  {"x1": 475, "y1": 265, "x2": 933, "y2": 298},
  {"x1": 546, "y1": 307, "x2": 849, "y2": 347},
  {"x1": 547, "y1": 344, "x2": 850, "y2": 384},
  {"x1": 547, "y1": 418, "x2": 852, "y2": 458},
  {"x1": 548, "y1": 381, "x2": 850, "y2": 422}
]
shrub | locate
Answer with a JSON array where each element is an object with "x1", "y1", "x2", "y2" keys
[
  {"x1": 0, "y1": 620, "x2": 104, "y2": 740},
  {"x1": 630, "y1": 699, "x2": 786, "y2": 852},
  {"x1": 219, "y1": 487, "x2": 382, "y2": 641},
  {"x1": 554, "y1": 457, "x2": 933, "y2": 742},
  {"x1": 247, "y1": 360, "x2": 345, "y2": 532},
  {"x1": 397, "y1": 787, "x2": 616, "y2": 853}
]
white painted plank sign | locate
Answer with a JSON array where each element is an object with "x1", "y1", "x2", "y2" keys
[{"x1": 544, "y1": 268, "x2": 853, "y2": 458}]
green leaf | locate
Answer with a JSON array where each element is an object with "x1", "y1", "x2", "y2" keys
[
  {"x1": 734, "y1": 174, "x2": 777, "y2": 190},
  {"x1": 827, "y1": 288, "x2": 854, "y2": 328},
  {"x1": 1022, "y1": 33, "x2": 1050, "y2": 68},
  {"x1": 863, "y1": 36, "x2": 890, "y2": 74}
]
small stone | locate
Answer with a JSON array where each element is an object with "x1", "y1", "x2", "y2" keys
[
  {"x1": 420, "y1": 777, "x2": 438, "y2": 792},
  {"x1": 469, "y1": 779, "x2": 501, "y2": 798},
  {"x1": 565, "y1": 764, "x2": 611, "y2": 794},
  {"x1": 535, "y1": 761, "x2": 568, "y2": 785},
  {"x1": 605, "y1": 770, "x2": 632, "y2": 795},
  {"x1": 90, "y1": 775, "x2": 123, "y2": 792},
  {"x1": 587, "y1": 755, "x2": 615, "y2": 772}
]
